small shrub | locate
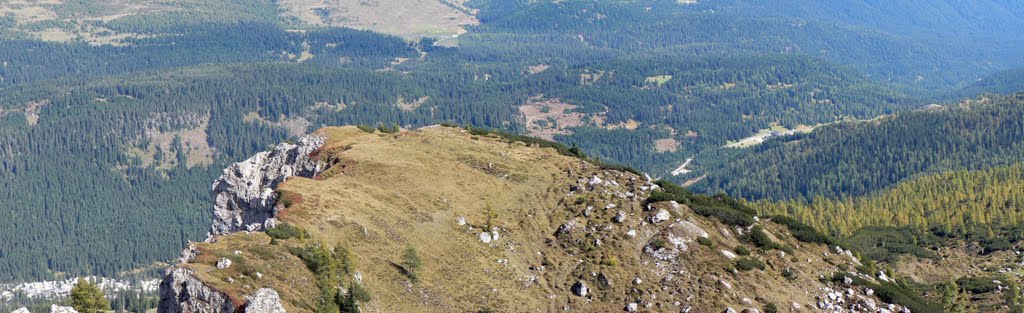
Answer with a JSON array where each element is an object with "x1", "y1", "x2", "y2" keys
[
  {"x1": 735, "y1": 257, "x2": 766, "y2": 271},
  {"x1": 356, "y1": 124, "x2": 376, "y2": 133},
  {"x1": 734, "y1": 246, "x2": 751, "y2": 256},
  {"x1": 697, "y1": 237, "x2": 713, "y2": 247},
  {"x1": 604, "y1": 255, "x2": 620, "y2": 266},
  {"x1": 780, "y1": 245, "x2": 795, "y2": 255},
  {"x1": 957, "y1": 276, "x2": 1000, "y2": 294},
  {"x1": 266, "y1": 223, "x2": 307, "y2": 240},
  {"x1": 764, "y1": 303, "x2": 779, "y2": 313},
  {"x1": 749, "y1": 226, "x2": 780, "y2": 250},
  {"x1": 693, "y1": 206, "x2": 754, "y2": 226},
  {"x1": 377, "y1": 123, "x2": 400, "y2": 133},
  {"x1": 651, "y1": 239, "x2": 670, "y2": 250},
  {"x1": 770, "y1": 215, "x2": 834, "y2": 245}
]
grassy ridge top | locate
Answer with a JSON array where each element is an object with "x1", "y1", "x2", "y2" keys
[{"x1": 179, "y1": 125, "x2": 914, "y2": 312}]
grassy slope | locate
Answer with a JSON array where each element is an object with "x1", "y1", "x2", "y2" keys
[{"x1": 178, "y1": 126, "x2": 900, "y2": 312}]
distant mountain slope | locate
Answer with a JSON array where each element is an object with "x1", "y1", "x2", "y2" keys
[
  {"x1": 706, "y1": 0, "x2": 1024, "y2": 40},
  {"x1": 691, "y1": 94, "x2": 1024, "y2": 201}
]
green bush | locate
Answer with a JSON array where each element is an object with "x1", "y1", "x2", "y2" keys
[
  {"x1": 266, "y1": 223, "x2": 307, "y2": 240},
  {"x1": 693, "y1": 206, "x2": 755, "y2": 226},
  {"x1": 770, "y1": 215, "x2": 834, "y2": 245},
  {"x1": 356, "y1": 124, "x2": 376, "y2": 133},
  {"x1": 377, "y1": 123, "x2": 400, "y2": 134},
  {"x1": 697, "y1": 237, "x2": 713, "y2": 247},
  {"x1": 764, "y1": 303, "x2": 778, "y2": 313},
  {"x1": 735, "y1": 246, "x2": 751, "y2": 256},
  {"x1": 956, "y1": 276, "x2": 1000, "y2": 294},
  {"x1": 735, "y1": 257, "x2": 766, "y2": 271},
  {"x1": 749, "y1": 226, "x2": 780, "y2": 250}
]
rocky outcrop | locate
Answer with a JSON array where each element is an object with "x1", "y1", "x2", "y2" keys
[
  {"x1": 159, "y1": 268, "x2": 236, "y2": 313},
  {"x1": 12, "y1": 308, "x2": 30, "y2": 313},
  {"x1": 210, "y1": 135, "x2": 326, "y2": 236},
  {"x1": 244, "y1": 289, "x2": 285, "y2": 313}
]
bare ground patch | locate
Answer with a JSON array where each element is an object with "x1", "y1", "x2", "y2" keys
[
  {"x1": 276, "y1": 0, "x2": 478, "y2": 40},
  {"x1": 127, "y1": 113, "x2": 214, "y2": 169},
  {"x1": 519, "y1": 96, "x2": 588, "y2": 140},
  {"x1": 396, "y1": 96, "x2": 430, "y2": 112},
  {"x1": 243, "y1": 111, "x2": 311, "y2": 138},
  {"x1": 654, "y1": 138, "x2": 680, "y2": 153}
]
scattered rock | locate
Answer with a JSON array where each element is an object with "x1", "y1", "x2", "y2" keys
[
  {"x1": 613, "y1": 211, "x2": 627, "y2": 223},
  {"x1": 723, "y1": 308, "x2": 737, "y2": 313},
  {"x1": 571, "y1": 281, "x2": 589, "y2": 297},
  {"x1": 627, "y1": 229, "x2": 637, "y2": 237},
  {"x1": 50, "y1": 305, "x2": 78, "y2": 313},
  {"x1": 650, "y1": 209, "x2": 671, "y2": 223},
  {"x1": 625, "y1": 303, "x2": 639, "y2": 312},
  {"x1": 457, "y1": 216, "x2": 466, "y2": 226},
  {"x1": 12, "y1": 308, "x2": 30, "y2": 313},
  {"x1": 633, "y1": 277, "x2": 643, "y2": 285},
  {"x1": 740, "y1": 309, "x2": 760, "y2": 313},
  {"x1": 216, "y1": 258, "x2": 232, "y2": 270},
  {"x1": 720, "y1": 250, "x2": 737, "y2": 259},
  {"x1": 479, "y1": 232, "x2": 493, "y2": 243},
  {"x1": 245, "y1": 288, "x2": 285, "y2": 313},
  {"x1": 718, "y1": 279, "x2": 732, "y2": 289}
]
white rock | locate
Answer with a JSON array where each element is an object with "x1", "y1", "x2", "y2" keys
[
  {"x1": 878, "y1": 271, "x2": 890, "y2": 282},
  {"x1": 216, "y1": 258, "x2": 232, "y2": 269},
  {"x1": 12, "y1": 308, "x2": 30, "y2": 313},
  {"x1": 721, "y1": 250, "x2": 737, "y2": 259},
  {"x1": 627, "y1": 229, "x2": 637, "y2": 237},
  {"x1": 650, "y1": 209, "x2": 671, "y2": 223},
  {"x1": 626, "y1": 303, "x2": 639, "y2": 312},
  {"x1": 719, "y1": 279, "x2": 732, "y2": 289},
  {"x1": 614, "y1": 211, "x2": 627, "y2": 223},
  {"x1": 457, "y1": 216, "x2": 466, "y2": 226},
  {"x1": 210, "y1": 135, "x2": 326, "y2": 236},
  {"x1": 479, "y1": 232, "x2": 493, "y2": 243},
  {"x1": 633, "y1": 277, "x2": 643, "y2": 285},
  {"x1": 723, "y1": 308, "x2": 737, "y2": 313}
]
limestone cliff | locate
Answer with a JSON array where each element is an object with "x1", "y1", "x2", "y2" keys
[
  {"x1": 160, "y1": 134, "x2": 323, "y2": 313},
  {"x1": 209, "y1": 135, "x2": 326, "y2": 236}
]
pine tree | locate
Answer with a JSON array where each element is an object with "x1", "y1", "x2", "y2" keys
[
  {"x1": 402, "y1": 245, "x2": 423, "y2": 282},
  {"x1": 70, "y1": 279, "x2": 110, "y2": 313}
]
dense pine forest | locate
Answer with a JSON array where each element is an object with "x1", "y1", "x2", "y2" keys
[
  {"x1": 0, "y1": 0, "x2": 1023, "y2": 290},
  {"x1": 692, "y1": 94, "x2": 1024, "y2": 201}
]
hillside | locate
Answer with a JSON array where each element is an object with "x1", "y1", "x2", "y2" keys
[
  {"x1": 158, "y1": 126, "x2": 929, "y2": 312},
  {"x1": 691, "y1": 94, "x2": 1024, "y2": 201}
]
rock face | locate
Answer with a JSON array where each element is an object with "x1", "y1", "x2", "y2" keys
[
  {"x1": 12, "y1": 308, "x2": 30, "y2": 313},
  {"x1": 244, "y1": 289, "x2": 285, "y2": 313},
  {"x1": 210, "y1": 135, "x2": 326, "y2": 236},
  {"x1": 159, "y1": 268, "x2": 237, "y2": 313}
]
